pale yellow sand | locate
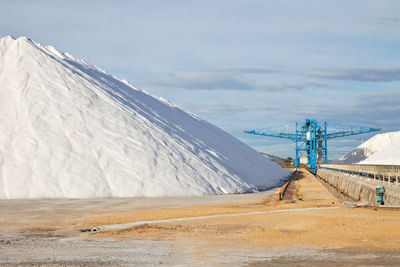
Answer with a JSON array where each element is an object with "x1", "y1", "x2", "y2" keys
[{"x1": 88, "y1": 170, "x2": 400, "y2": 252}]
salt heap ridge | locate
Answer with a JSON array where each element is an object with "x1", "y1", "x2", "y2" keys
[
  {"x1": 0, "y1": 36, "x2": 288, "y2": 198},
  {"x1": 339, "y1": 131, "x2": 400, "y2": 164},
  {"x1": 339, "y1": 131, "x2": 400, "y2": 165},
  {"x1": 360, "y1": 131, "x2": 400, "y2": 165}
]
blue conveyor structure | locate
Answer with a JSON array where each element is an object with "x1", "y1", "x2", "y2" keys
[{"x1": 245, "y1": 119, "x2": 381, "y2": 174}]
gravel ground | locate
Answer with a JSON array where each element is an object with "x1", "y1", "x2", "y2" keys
[
  {"x1": 1, "y1": 231, "x2": 399, "y2": 266},
  {"x1": 1, "y1": 170, "x2": 399, "y2": 266},
  {"x1": 0, "y1": 231, "x2": 181, "y2": 266}
]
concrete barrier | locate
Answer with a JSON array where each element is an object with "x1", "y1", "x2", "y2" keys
[{"x1": 316, "y1": 168, "x2": 400, "y2": 207}]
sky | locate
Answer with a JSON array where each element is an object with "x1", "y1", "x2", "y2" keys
[{"x1": 1, "y1": 0, "x2": 399, "y2": 159}]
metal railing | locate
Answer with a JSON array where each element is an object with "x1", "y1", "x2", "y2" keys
[{"x1": 319, "y1": 164, "x2": 400, "y2": 185}]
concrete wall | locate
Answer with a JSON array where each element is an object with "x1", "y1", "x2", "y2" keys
[{"x1": 316, "y1": 168, "x2": 400, "y2": 207}]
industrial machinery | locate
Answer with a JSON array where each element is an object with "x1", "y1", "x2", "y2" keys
[
  {"x1": 376, "y1": 185, "x2": 385, "y2": 206},
  {"x1": 245, "y1": 119, "x2": 381, "y2": 174}
]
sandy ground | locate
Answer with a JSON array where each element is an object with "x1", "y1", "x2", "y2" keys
[
  {"x1": 1, "y1": 169, "x2": 400, "y2": 266},
  {"x1": 90, "y1": 170, "x2": 400, "y2": 251},
  {"x1": 0, "y1": 190, "x2": 277, "y2": 232}
]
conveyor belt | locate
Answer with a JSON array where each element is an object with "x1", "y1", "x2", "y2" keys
[{"x1": 319, "y1": 164, "x2": 400, "y2": 185}]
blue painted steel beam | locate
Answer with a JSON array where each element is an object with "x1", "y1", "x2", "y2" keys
[
  {"x1": 245, "y1": 120, "x2": 381, "y2": 174},
  {"x1": 324, "y1": 128, "x2": 381, "y2": 139}
]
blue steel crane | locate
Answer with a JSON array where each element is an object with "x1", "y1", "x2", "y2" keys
[{"x1": 245, "y1": 119, "x2": 381, "y2": 174}]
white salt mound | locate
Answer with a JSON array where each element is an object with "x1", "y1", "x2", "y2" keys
[
  {"x1": 339, "y1": 131, "x2": 400, "y2": 164},
  {"x1": 360, "y1": 132, "x2": 400, "y2": 165},
  {"x1": 0, "y1": 36, "x2": 289, "y2": 199}
]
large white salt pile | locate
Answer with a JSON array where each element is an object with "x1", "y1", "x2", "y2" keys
[
  {"x1": 339, "y1": 131, "x2": 400, "y2": 164},
  {"x1": 0, "y1": 36, "x2": 289, "y2": 199},
  {"x1": 360, "y1": 132, "x2": 400, "y2": 165}
]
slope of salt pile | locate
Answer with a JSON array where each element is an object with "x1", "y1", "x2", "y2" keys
[
  {"x1": 339, "y1": 131, "x2": 400, "y2": 164},
  {"x1": 0, "y1": 36, "x2": 289, "y2": 199},
  {"x1": 360, "y1": 134, "x2": 400, "y2": 165}
]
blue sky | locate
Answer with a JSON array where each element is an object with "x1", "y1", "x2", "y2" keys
[{"x1": 1, "y1": 0, "x2": 399, "y2": 158}]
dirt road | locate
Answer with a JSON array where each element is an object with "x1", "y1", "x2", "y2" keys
[{"x1": 1, "y1": 169, "x2": 400, "y2": 266}]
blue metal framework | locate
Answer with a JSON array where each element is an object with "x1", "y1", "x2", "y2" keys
[{"x1": 245, "y1": 119, "x2": 381, "y2": 174}]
